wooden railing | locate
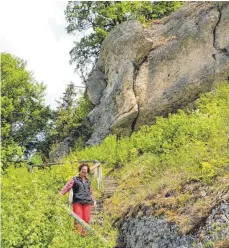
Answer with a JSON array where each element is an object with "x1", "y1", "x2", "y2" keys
[
  {"x1": 27, "y1": 161, "x2": 63, "y2": 173},
  {"x1": 64, "y1": 205, "x2": 108, "y2": 242},
  {"x1": 90, "y1": 160, "x2": 102, "y2": 189},
  {"x1": 27, "y1": 160, "x2": 103, "y2": 190},
  {"x1": 25, "y1": 159, "x2": 106, "y2": 240}
]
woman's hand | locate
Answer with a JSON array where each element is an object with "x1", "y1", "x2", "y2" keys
[{"x1": 93, "y1": 201, "x2": 97, "y2": 208}]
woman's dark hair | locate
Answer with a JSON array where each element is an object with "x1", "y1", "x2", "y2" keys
[{"x1": 78, "y1": 163, "x2": 91, "y2": 174}]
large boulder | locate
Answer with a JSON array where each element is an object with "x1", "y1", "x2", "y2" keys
[{"x1": 86, "y1": 2, "x2": 229, "y2": 146}]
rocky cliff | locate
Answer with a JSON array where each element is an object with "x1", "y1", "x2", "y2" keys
[{"x1": 86, "y1": 1, "x2": 229, "y2": 146}]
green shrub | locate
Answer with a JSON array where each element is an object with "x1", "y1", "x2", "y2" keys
[
  {"x1": 3, "y1": 82, "x2": 229, "y2": 247},
  {"x1": 2, "y1": 165, "x2": 115, "y2": 247},
  {"x1": 73, "y1": 82, "x2": 229, "y2": 184}
]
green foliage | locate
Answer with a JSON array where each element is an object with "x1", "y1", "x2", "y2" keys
[
  {"x1": 54, "y1": 83, "x2": 89, "y2": 140},
  {"x1": 68, "y1": 82, "x2": 229, "y2": 223},
  {"x1": 96, "y1": 83, "x2": 229, "y2": 222},
  {"x1": 2, "y1": 82, "x2": 229, "y2": 247},
  {"x1": 65, "y1": 1, "x2": 183, "y2": 80},
  {"x1": 29, "y1": 152, "x2": 44, "y2": 165},
  {"x1": 48, "y1": 83, "x2": 93, "y2": 154},
  {"x1": 74, "y1": 82, "x2": 229, "y2": 183},
  {"x1": 2, "y1": 164, "x2": 116, "y2": 248},
  {"x1": 1, "y1": 53, "x2": 53, "y2": 168}
]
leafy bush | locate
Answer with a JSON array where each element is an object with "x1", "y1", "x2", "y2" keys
[
  {"x1": 74, "y1": 82, "x2": 229, "y2": 184},
  {"x1": 2, "y1": 82, "x2": 229, "y2": 247},
  {"x1": 2, "y1": 165, "x2": 116, "y2": 248}
]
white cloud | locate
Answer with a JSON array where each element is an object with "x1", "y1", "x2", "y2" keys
[{"x1": 0, "y1": 0, "x2": 84, "y2": 109}]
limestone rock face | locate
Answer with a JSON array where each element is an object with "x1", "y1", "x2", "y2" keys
[
  {"x1": 86, "y1": 2, "x2": 229, "y2": 146},
  {"x1": 86, "y1": 66, "x2": 107, "y2": 105}
]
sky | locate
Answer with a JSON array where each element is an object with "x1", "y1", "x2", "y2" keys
[{"x1": 0, "y1": 1, "x2": 84, "y2": 109}]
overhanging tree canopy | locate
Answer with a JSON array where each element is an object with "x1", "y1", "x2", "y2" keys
[{"x1": 65, "y1": 1, "x2": 183, "y2": 81}]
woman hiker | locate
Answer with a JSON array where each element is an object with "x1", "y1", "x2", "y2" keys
[{"x1": 59, "y1": 163, "x2": 96, "y2": 236}]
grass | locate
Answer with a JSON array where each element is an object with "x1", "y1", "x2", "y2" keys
[{"x1": 3, "y1": 82, "x2": 229, "y2": 247}]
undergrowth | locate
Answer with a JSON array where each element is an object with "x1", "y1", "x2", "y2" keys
[{"x1": 2, "y1": 82, "x2": 229, "y2": 247}]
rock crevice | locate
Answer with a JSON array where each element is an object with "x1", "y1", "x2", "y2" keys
[
  {"x1": 131, "y1": 61, "x2": 140, "y2": 132},
  {"x1": 85, "y1": 2, "x2": 229, "y2": 146}
]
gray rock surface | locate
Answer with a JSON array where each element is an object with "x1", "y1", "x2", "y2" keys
[
  {"x1": 49, "y1": 136, "x2": 74, "y2": 162},
  {"x1": 86, "y1": 20, "x2": 154, "y2": 145},
  {"x1": 196, "y1": 201, "x2": 229, "y2": 247},
  {"x1": 116, "y1": 201, "x2": 229, "y2": 248},
  {"x1": 86, "y1": 65, "x2": 107, "y2": 105},
  {"x1": 86, "y1": 2, "x2": 229, "y2": 146}
]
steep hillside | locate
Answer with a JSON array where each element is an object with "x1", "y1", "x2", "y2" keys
[
  {"x1": 74, "y1": 82, "x2": 229, "y2": 247},
  {"x1": 2, "y1": 82, "x2": 229, "y2": 248}
]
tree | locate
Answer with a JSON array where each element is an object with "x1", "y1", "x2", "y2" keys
[
  {"x1": 55, "y1": 82, "x2": 79, "y2": 140},
  {"x1": 65, "y1": 1, "x2": 183, "y2": 81},
  {"x1": 1, "y1": 53, "x2": 52, "y2": 168},
  {"x1": 49, "y1": 82, "x2": 93, "y2": 149}
]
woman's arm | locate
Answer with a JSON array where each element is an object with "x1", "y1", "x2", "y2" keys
[{"x1": 59, "y1": 178, "x2": 75, "y2": 195}]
